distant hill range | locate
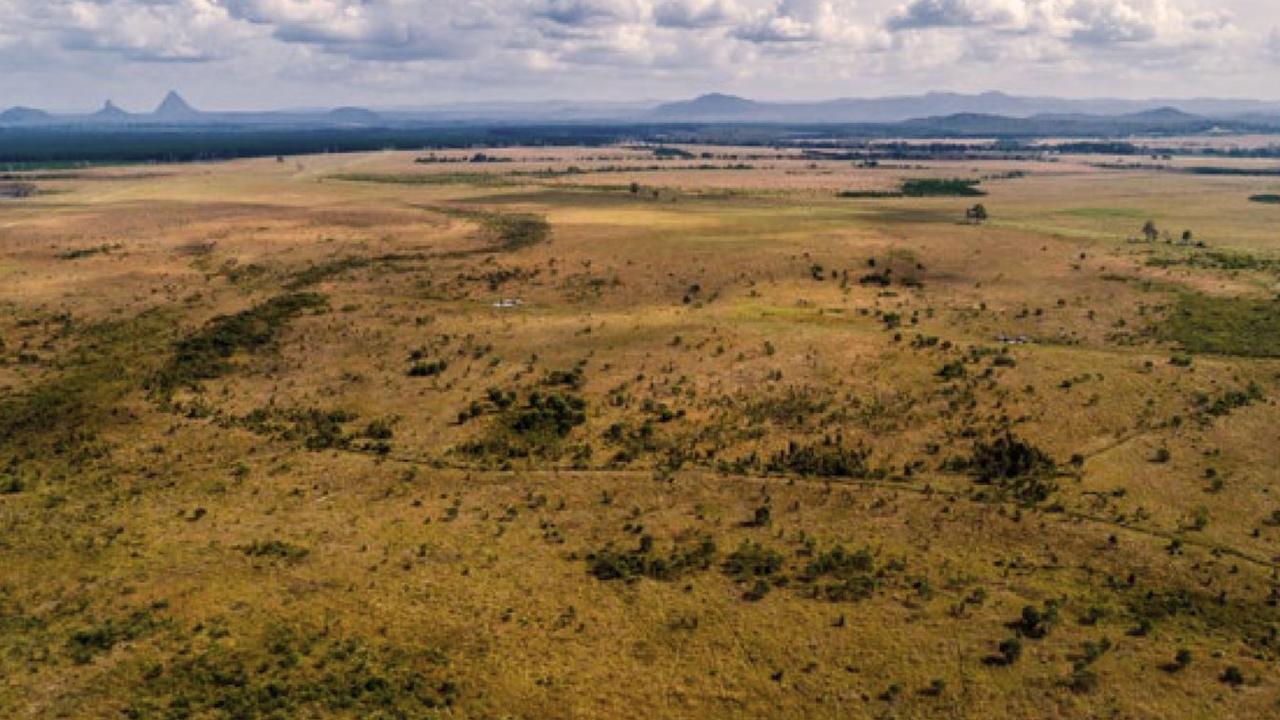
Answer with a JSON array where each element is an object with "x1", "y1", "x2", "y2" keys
[
  {"x1": 0, "y1": 91, "x2": 393, "y2": 128},
  {"x1": 648, "y1": 91, "x2": 1280, "y2": 123},
  {"x1": 3, "y1": 90, "x2": 1280, "y2": 137}
]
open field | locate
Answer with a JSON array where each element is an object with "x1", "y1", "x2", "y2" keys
[{"x1": 1, "y1": 146, "x2": 1279, "y2": 719}]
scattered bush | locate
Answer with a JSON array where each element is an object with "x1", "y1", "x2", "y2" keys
[{"x1": 588, "y1": 535, "x2": 716, "y2": 582}]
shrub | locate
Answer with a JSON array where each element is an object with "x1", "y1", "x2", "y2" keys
[
  {"x1": 242, "y1": 539, "x2": 310, "y2": 563},
  {"x1": 460, "y1": 391, "x2": 587, "y2": 460},
  {"x1": 588, "y1": 535, "x2": 716, "y2": 582},
  {"x1": 952, "y1": 433, "x2": 1058, "y2": 505},
  {"x1": 408, "y1": 359, "x2": 449, "y2": 377},
  {"x1": 801, "y1": 545, "x2": 879, "y2": 603},
  {"x1": 723, "y1": 541, "x2": 784, "y2": 583},
  {"x1": 766, "y1": 438, "x2": 869, "y2": 478},
  {"x1": 67, "y1": 608, "x2": 165, "y2": 664},
  {"x1": 1013, "y1": 602, "x2": 1058, "y2": 639},
  {"x1": 998, "y1": 637, "x2": 1022, "y2": 665}
]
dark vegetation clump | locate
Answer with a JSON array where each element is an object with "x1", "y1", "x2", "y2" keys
[
  {"x1": 60, "y1": 244, "x2": 117, "y2": 260},
  {"x1": 588, "y1": 534, "x2": 717, "y2": 582},
  {"x1": 901, "y1": 179, "x2": 985, "y2": 197},
  {"x1": 242, "y1": 539, "x2": 311, "y2": 563},
  {"x1": 837, "y1": 190, "x2": 906, "y2": 199},
  {"x1": 460, "y1": 389, "x2": 588, "y2": 461},
  {"x1": 765, "y1": 437, "x2": 870, "y2": 478},
  {"x1": 1192, "y1": 384, "x2": 1264, "y2": 419},
  {"x1": 1011, "y1": 602, "x2": 1059, "y2": 639},
  {"x1": 440, "y1": 207, "x2": 552, "y2": 252},
  {"x1": 155, "y1": 293, "x2": 328, "y2": 394},
  {"x1": 835, "y1": 178, "x2": 984, "y2": 199},
  {"x1": 947, "y1": 433, "x2": 1058, "y2": 505},
  {"x1": 800, "y1": 545, "x2": 883, "y2": 603},
  {"x1": 124, "y1": 625, "x2": 459, "y2": 718},
  {"x1": 723, "y1": 541, "x2": 785, "y2": 584},
  {"x1": 408, "y1": 359, "x2": 449, "y2": 377},
  {"x1": 239, "y1": 407, "x2": 370, "y2": 451},
  {"x1": 67, "y1": 606, "x2": 167, "y2": 664},
  {"x1": 0, "y1": 312, "x2": 171, "y2": 453},
  {"x1": 286, "y1": 256, "x2": 372, "y2": 289}
]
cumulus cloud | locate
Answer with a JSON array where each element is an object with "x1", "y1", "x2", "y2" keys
[
  {"x1": 0, "y1": 0, "x2": 1272, "y2": 106},
  {"x1": 218, "y1": 0, "x2": 503, "y2": 60},
  {"x1": 31, "y1": 0, "x2": 241, "y2": 62},
  {"x1": 887, "y1": 0, "x2": 1240, "y2": 54},
  {"x1": 733, "y1": 0, "x2": 870, "y2": 44},
  {"x1": 887, "y1": 0, "x2": 1027, "y2": 31},
  {"x1": 654, "y1": 0, "x2": 742, "y2": 28},
  {"x1": 533, "y1": 0, "x2": 647, "y2": 26}
]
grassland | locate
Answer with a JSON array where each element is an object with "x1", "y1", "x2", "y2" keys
[{"x1": 1, "y1": 147, "x2": 1279, "y2": 718}]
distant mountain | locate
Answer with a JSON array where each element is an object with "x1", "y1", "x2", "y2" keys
[
  {"x1": 2, "y1": 89, "x2": 1279, "y2": 137},
  {"x1": 326, "y1": 106, "x2": 383, "y2": 124},
  {"x1": 154, "y1": 91, "x2": 199, "y2": 120},
  {"x1": 0, "y1": 106, "x2": 52, "y2": 125},
  {"x1": 651, "y1": 93, "x2": 764, "y2": 120},
  {"x1": 888, "y1": 107, "x2": 1226, "y2": 137},
  {"x1": 91, "y1": 100, "x2": 132, "y2": 122},
  {"x1": 649, "y1": 92, "x2": 1280, "y2": 124}
]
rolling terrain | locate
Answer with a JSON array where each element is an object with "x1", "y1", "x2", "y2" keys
[{"x1": 1, "y1": 146, "x2": 1279, "y2": 718}]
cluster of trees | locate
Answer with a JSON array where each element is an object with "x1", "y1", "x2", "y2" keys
[{"x1": 1141, "y1": 220, "x2": 1197, "y2": 245}]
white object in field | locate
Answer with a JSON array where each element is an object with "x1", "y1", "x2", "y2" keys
[{"x1": 493, "y1": 299, "x2": 524, "y2": 308}]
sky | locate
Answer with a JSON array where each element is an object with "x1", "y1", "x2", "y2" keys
[{"x1": 0, "y1": 0, "x2": 1277, "y2": 111}]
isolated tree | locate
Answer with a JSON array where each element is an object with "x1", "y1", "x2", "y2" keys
[
  {"x1": 1142, "y1": 220, "x2": 1158, "y2": 242},
  {"x1": 1181, "y1": 229, "x2": 1194, "y2": 244},
  {"x1": 966, "y1": 204, "x2": 989, "y2": 224},
  {"x1": 629, "y1": 182, "x2": 640, "y2": 195}
]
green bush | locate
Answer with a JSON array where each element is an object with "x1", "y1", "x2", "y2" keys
[{"x1": 588, "y1": 535, "x2": 716, "y2": 582}]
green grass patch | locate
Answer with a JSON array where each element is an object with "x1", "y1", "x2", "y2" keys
[
  {"x1": 1164, "y1": 293, "x2": 1280, "y2": 357},
  {"x1": 1249, "y1": 194, "x2": 1280, "y2": 204}
]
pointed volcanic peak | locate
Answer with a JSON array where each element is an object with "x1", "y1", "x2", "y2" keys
[
  {"x1": 153, "y1": 90, "x2": 200, "y2": 120},
  {"x1": 91, "y1": 100, "x2": 132, "y2": 122}
]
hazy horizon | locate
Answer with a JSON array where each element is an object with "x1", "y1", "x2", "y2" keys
[
  {"x1": 16, "y1": 88, "x2": 1280, "y2": 117},
  {"x1": 1, "y1": 1, "x2": 1277, "y2": 112}
]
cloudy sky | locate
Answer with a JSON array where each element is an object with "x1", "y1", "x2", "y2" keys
[{"x1": 0, "y1": 0, "x2": 1277, "y2": 110}]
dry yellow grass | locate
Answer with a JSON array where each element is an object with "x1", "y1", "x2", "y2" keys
[{"x1": 1, "y1": 148, "x2": 1278, "y2": 718}]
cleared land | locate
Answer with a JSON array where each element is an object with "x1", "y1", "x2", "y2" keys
[{"x1": 1, "y1": 146, "x2": 1279, "y2": 719}]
